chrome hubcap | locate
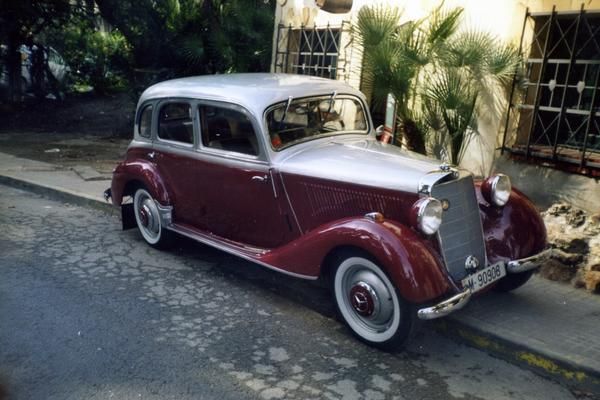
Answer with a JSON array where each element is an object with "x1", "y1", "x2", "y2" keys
[
  {"x1": 134, "y1": 189, "x2": 161, "y2": 244},
  {"x1": 343, "y1": 268, "x2": 394, "y2": 330},
  {"x1": 334, "y1": 257, "x2": 401, "y2": 342},
  {"x1": 350, "y1": 282, "x2": 377, "y2": 317},
  {"x1": 140, "y1": 205, "x2": 150, "y2": 227}
]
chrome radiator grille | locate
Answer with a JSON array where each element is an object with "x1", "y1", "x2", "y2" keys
[{"x1": 430, "y1": 175, "x2": 486, "y2": 281}]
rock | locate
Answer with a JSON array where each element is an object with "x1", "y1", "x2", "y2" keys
[
  {"x1": 555, "y1": 238, "x2": 589, "y2": 255},
  {"x1": 551, "y1": 248, "x2": 584, "y2": 265},
  {"x1": 545, "y1": 202, "x2": 572, "y2": 217},
  {"x1": 566, "y1": 209, "x2": 586, "y2": 227},
  {"x1": 572, "y1": 269, "x2": 586, "y2": 289},
  {"x1": 538, "y1": 258, "x2": 578, "y2": 282},
  {"x1": 542, "y1": 202, "x2": 600, "y2": 294},
  {"x1": 584, "y1": 271, "x2": 600, "y2": 293}
]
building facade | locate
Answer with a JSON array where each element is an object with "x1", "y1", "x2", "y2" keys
[{"x1": 270, "y1": 0, "x2": 600, "y2": 211}]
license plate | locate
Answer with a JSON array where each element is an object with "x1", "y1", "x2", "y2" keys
[{"x1": 461, "y1": 262, "x2": 506, "y2": 292}]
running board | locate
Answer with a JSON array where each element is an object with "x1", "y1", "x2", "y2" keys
[{"x1": 167, "y1": 223, "x2": 318, "y2": 280}]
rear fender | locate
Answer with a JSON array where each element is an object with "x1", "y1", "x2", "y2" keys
[
  {"x1": 111, "y1": 160, "x2": 172, "y2": 206},
  {"x1": 261, "y1": 217, "x2": 452, "y2": 303}
]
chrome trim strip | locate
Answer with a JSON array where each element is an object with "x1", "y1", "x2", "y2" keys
[
  {"x1": 417, "y1": 289, "x2": 472, "y2": 320},
  {"x1": 166, "y1": 224, "x2": 317, "y2": 280},
  {"x1": 269, "y1": 168, "x2": 278, "y2": 198},
  {"x1": 418, "y1": 171, "x2": 454, "y2": 196},
  {"x1": 278, "y1": 173, "x2": 304, "y2": 235},
  {"x1": 506, "y1": 248, "x2": 554, "y2": 273}
]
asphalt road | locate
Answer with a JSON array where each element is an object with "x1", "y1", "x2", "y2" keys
[{"x1": 0, "y1": 184, "x2": 578, "y2": 400}]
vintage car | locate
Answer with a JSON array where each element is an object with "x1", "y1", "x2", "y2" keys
[{"x1": 105, "y1": 73, "x2": 552, "y2": 349}]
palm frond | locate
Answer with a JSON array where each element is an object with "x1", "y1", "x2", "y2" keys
[
  {"x1": 397, "y1": 22, "x2": 430, "y2": 67},
  {"x1": 427, "y1": 5, "x2": 463, "y2": 48},
  {"x1": 442, "y1": 30, "x2": 494, "y2": 71},
  {"x1": 422, "y1": 68, "x2": 478, "y2": 163},
  {"x1": 176, "y1": 34, "x2": 205, "y2": 68},
  {"x1": 356, "y1": 5, "x2": 402, "y2": 49},
  {"x1": 485, "y1": 42, "x2": 520, "y2": 85}
]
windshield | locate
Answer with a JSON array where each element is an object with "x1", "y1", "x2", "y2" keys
[{"x1": 266, "y1": 95, "x2": 368, "y2": 150}]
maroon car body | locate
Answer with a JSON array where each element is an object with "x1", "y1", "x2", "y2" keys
[{"x1": 107, "y1": 73, "x2": 551, "y2": 348}]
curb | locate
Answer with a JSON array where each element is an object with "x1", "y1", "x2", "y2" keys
[
  {"x1": 434, "y1": 319, "x2": 600, "y2": 397},
  {"x1": 0, "y1": 174, "x2": 114, "y2": 214}
]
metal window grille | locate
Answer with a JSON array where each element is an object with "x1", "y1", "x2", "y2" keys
[
  {"x1": 502, "y1": 6, "x2": 600, "y2": 176},
  {"x1": 273, "y1": 22, "x2": 352, "y2": 80}
]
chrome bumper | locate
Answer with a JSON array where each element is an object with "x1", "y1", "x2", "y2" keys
[
  {"x1": 417, "y1": 288, "x2": 472, "y2": 320},
  {"x1": 506, "y1": 248, "x2": 554, "y2": 274}
]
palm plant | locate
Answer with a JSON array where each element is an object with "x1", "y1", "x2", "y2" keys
[{"x1": 356, "y1": 4, "x2": 519, "y2": 165}]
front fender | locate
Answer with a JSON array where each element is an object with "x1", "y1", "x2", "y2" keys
[
  {"x1": 260, "y1": 217, "x2": 453, "y2": 303},
  {"x1": 111, "y1": 159, "x2": 172, "y2": 206},
  {"x1": 476, "y1": 185, "x2": 547, "y2": 264}
]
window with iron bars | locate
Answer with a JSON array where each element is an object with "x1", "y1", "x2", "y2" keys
[
  {"x1": 502, "y1": 6, "x2": 600, "y2": 176},
  {"x1": 273, "y1": 23, "x2": 350, "y2": 80}
]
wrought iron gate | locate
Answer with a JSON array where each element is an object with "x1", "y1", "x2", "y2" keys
[
  {"x1": 273, "y1": 22, "x2": 353, "y2": 81},
  {"x1": 502, "y1": 6, "x2": 600, "y2": 176}
]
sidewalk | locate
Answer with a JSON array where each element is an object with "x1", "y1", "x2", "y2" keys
[{"x1": 1, "y1": 150, "x2": 599, "y2": 396}]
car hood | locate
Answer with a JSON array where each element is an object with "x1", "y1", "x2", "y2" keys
[{"x1": 277, "y1": 137, "x2": 453, "y2": 194}]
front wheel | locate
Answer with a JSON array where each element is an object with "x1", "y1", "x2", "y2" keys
[
  {"x1": 332, "y1": 252, "x2": 414, "y2": 350},
  {"x1": 133, "y1": 187, "x2": 172, "y2": 248}
]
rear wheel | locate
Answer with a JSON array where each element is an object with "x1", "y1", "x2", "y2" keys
[
  {"x1": 332, "y1": 251, "x2": 414, "y2": 350},
  {"x1": 133, "y1": 187, "x2": 171, "y2": 248}
]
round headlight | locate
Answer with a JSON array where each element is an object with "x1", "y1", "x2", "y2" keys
[
  {"x1": 413, "y1": 198, "x2": 443, "y2": 235},
  {"x1": 487, "y1": 174, "x2": 511, "y2": 206}
]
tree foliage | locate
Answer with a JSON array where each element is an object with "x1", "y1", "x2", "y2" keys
[
  {"x1": 0, "y1": 0, "x2": 73, "y2": 101},
  {"x1": 94, "y1": 0, "x2": 275, "y2": 76},
  {"x1": 356, "y1": 4, "x2": 520, "y2": 165}
]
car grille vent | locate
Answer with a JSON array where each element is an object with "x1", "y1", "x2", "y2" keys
[
  {"x1": 300, "y1": 182, "x2": 409, "y2": 224},
  {"x1": 430, "y1": 175, "x2": 487, "y2": 281}
]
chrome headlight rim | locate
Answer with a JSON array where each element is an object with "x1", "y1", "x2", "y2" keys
[
  {"x1": 416, "y1": 197, "x2": 443, "y2": 235},
  {"x1": 490, "y1": 174, "x2": 511, "y2": 207}
]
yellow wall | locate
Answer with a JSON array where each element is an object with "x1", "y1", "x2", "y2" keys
[{"x1": 270, "y1": 0, "x2": 598, "y2": 175}]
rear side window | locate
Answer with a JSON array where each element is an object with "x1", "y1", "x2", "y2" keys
[
  {"x1": 200, "y1": 105, "x2": 258, "y2": 156},
  {"x1": 138, "y1": 105, "x2": 153, "y2": 138},
  {"x1": 158, "y1": 102, "x2": 193, "y2": 144}
]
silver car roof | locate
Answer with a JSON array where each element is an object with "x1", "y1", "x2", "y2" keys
[{"x1": 138, "y1": 73, "x2": 367, "y2": 115}]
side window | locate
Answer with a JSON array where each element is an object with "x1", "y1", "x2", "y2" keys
[
  {"x1": 138, "y1": 105, "x2": 153, "y2": 138},
  {"x1": 200, "y1": 105, "x2": 258, "y2": 156},
  {"x1": 158, "y1": 102, "x2": 193, "y2": 144}
]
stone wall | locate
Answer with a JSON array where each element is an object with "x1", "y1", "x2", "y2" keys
[{"x1": 541, "y1": 203, "x2": 600, "y2": 294}]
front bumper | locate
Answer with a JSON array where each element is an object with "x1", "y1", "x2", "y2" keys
[
  {"x1": 506, "y1": 248, "x2": 554, "y2": 274},
  {"x1": 417, "y1": 289, "x2": 471, "y2": 320},
  {"x1": 417, "y1": 248, "x2": 553, "y2": 320}
]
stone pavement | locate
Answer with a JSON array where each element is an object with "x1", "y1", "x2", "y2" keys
[{"x1": 1, "y1": 150, "x2": 599, "y2": 396}]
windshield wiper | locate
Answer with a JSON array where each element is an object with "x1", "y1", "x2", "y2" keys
[
  {"x1": 327, "y1": 91, "x2": 337, "y2": 114},
  {"x1": 279, "y1": 96, "x2": 293, "y2": 124}
]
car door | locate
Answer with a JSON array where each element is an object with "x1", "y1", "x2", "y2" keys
[
  {"x1": 151, "y1": 99, "x2": 200, "y2": 227},
  {"x1": 189, "y1": 102, "x2": 293, "y2": 249}
]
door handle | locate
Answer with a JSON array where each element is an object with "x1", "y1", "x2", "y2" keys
[{"x1": 251, "y1": 175, "x2": 268, "y2": 182}]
